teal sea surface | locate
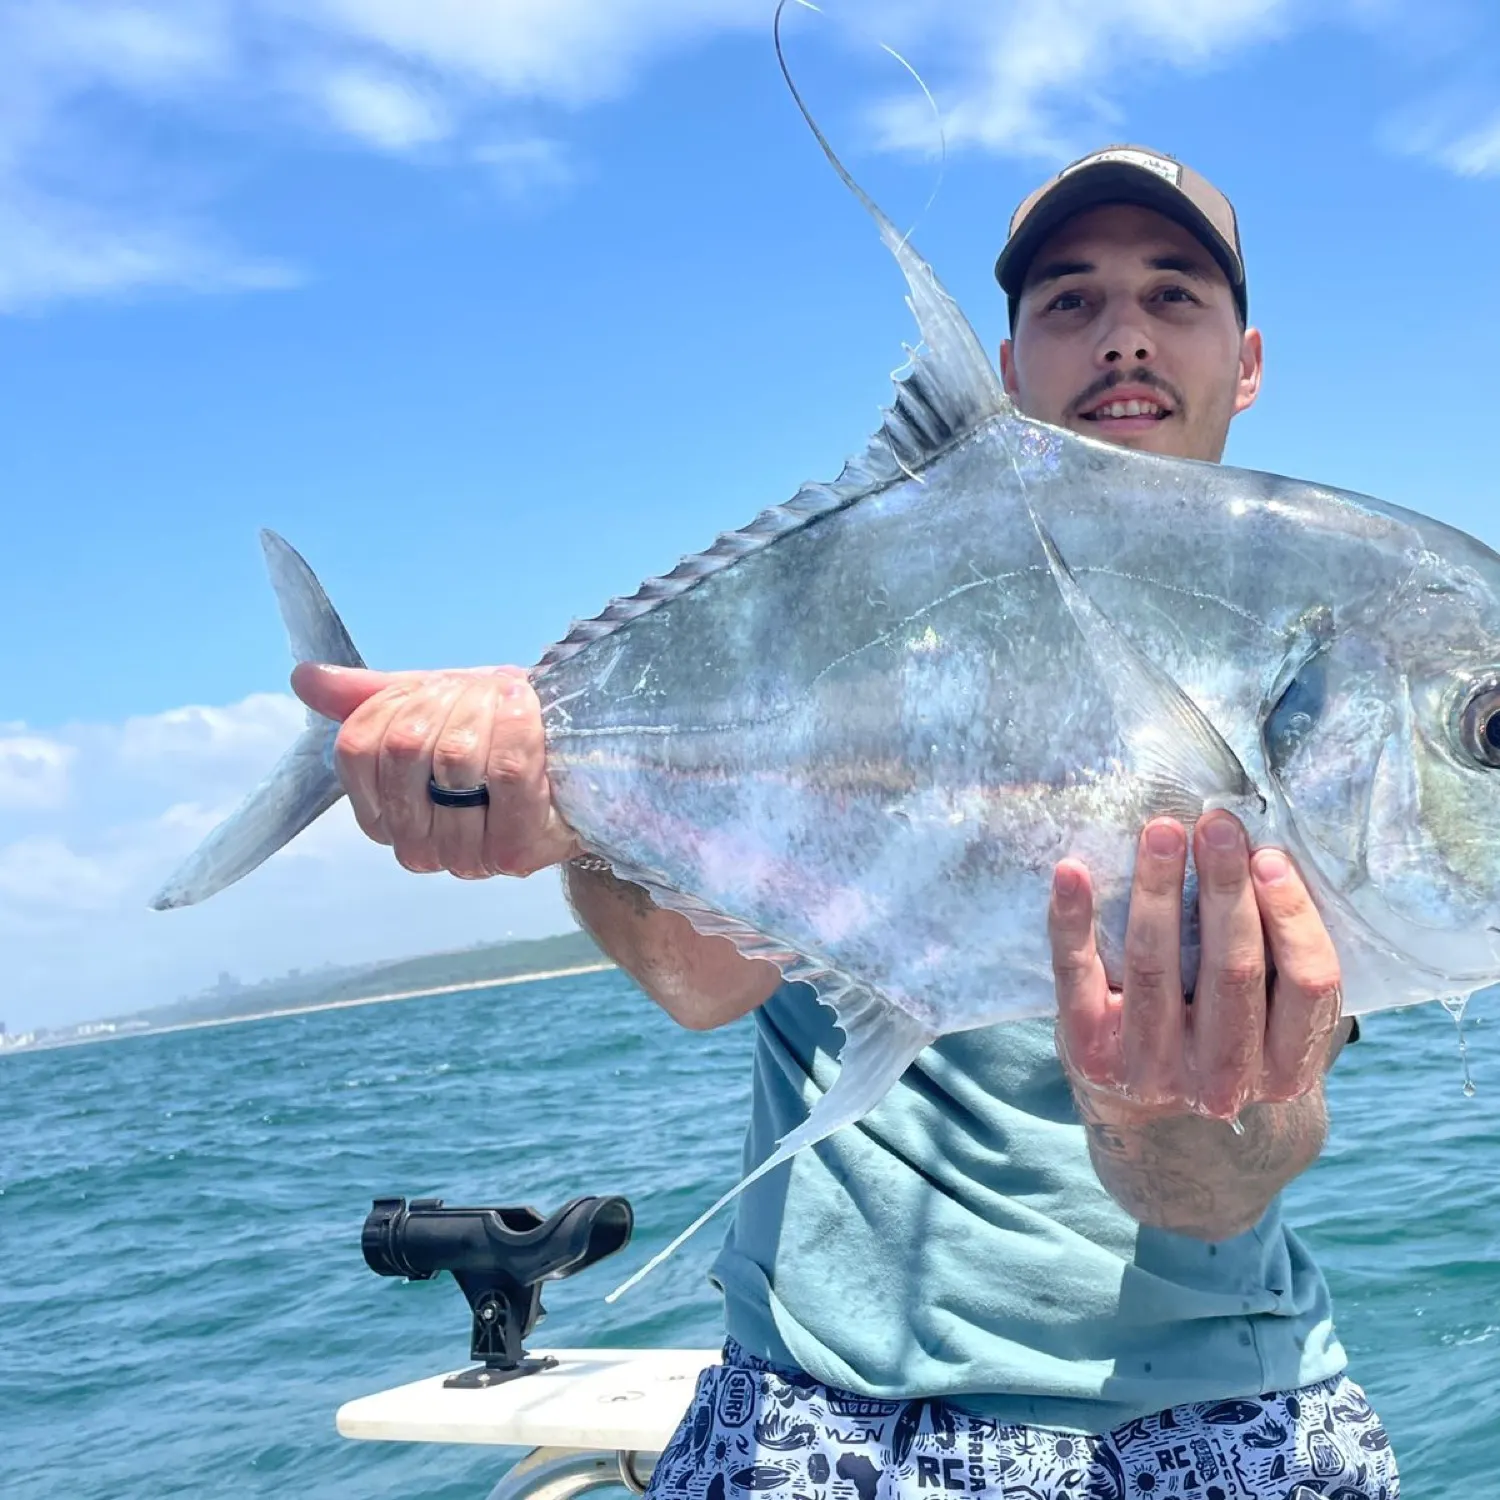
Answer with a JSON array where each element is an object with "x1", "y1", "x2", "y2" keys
[{"x1": 3, "y1": 969, "x2": 1497, "y2": 1497}]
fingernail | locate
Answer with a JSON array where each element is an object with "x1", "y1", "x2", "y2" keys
[
  {"x1": 1145, "y1": 821, "x2": 1183, "y2": 857},
  {"x1": 1202, "y1": 815, "x2": 1241, "y2": 851},
  {"x1": 1054, "y1": 865, "x2": 1083, "y2": 900},
  {"x1": 1252, "y1": 848, "x2": 1289, "y2": 886}
]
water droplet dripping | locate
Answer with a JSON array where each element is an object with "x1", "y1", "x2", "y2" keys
[{"x1": 1440, "y1": 995, "x2": 1477, "y2": 1098}]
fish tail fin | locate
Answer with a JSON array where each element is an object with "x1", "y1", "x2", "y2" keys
[
  {"x1": 149, "y1": 531, "x2": 365, "y2": 911},
  {"x1": 604, "y1": 985, "x2": 931, "y2": 1302}
]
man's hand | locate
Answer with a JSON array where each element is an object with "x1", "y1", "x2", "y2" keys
[
  {"x1": 1048, "y1": 811, "x2": 1346, "y2": 1238},
  {"x1": 1051, "y1": 811, "x2": 1343, "y2": 1119},
  {"x1": 291, "y1": 661, "x2": 777, "y2": 1029},
  {"x1": 291, "y1": 662, "x2": 581, "y2": 878}
]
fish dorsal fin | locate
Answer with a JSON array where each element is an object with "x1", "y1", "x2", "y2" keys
[
  {"x1": 1030, "y1": 514, "x2": 1265, "y2": 824},
  {"x1": 592, "y1": 855, "x2": 933, "y2": 1302},
  {"x1": 534, "y1": 18, "x2": 1007, "y2": 680},
  {"x1": 773, "y1": 0, "x2": 1009, "y2": 465}
]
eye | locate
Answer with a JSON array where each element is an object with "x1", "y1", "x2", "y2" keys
[
  {"x1": 1155, "y1": 284, "x2": 1199, "y2": 305},
  {"x1": 1459, "y1": 682, "x2": 1500, "y2": 768},
  {"x1": 1046, "y1": 290, "x2": 1085, "y2": 312}
]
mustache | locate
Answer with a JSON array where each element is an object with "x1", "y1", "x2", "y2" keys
[{"x1": 1069, "y1": 368, "x2": 1186, "y2": 416}]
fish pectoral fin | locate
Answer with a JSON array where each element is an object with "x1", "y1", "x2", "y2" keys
[
  {"x1": 604, "y1": 980, "x2": 932, "y2": 1303},
  {"x1": 1029, "y1": 514, "x2": 1264, "y2": 822}
]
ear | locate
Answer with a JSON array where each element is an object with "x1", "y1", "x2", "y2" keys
[
  {"x1": 1233, "y1": 325, "x2": 1264, "y2": 417},
  {"x1": 1000, "y1": 338, "x2": 1020, "y2": 401}
]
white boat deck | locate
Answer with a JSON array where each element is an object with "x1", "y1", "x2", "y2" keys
[{"x1": 337, "y1": 1348, "x2": 720, "y2": 1451}]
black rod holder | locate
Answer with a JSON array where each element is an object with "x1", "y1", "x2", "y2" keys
[{"x1": 361, "y1": 1194, "x2": 634, "y2": 1388}]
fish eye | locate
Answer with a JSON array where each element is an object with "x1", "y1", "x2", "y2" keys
[{"x1": 1460, "y1": 682, "x2": 1500, "y2": 768}]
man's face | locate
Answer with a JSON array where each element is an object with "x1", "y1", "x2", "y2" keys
[{"x1": 999, "y1": 203, "x2": 1262, "y2": 462}]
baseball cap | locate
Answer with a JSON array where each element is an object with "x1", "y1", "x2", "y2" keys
[{"x1": 993, "y1": 145, "x2": 1247, "y2": 325}]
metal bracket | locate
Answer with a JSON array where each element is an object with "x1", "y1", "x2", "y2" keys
[{"x1": 484, "y1": 1447, "x2": 660, "y2": 1500}]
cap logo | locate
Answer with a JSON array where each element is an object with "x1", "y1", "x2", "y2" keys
[{"x1": 1062, "y1": 148, "x2": 1181, "y2": 186}]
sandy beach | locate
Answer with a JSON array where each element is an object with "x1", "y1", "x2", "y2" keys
[{"x1": 15, "y1": 962, "x2": 619, "y2": 1052}]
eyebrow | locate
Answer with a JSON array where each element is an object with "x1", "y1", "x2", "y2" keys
[
  {"x1": 1145, "y1": 253, "x2": 1215, "y2": 283},
  {"x1": 1026, "y1": 251, "x2": 1219, "y2": 293},
  {"x1": 1028, "y1": 258, "x2": 1094, "y2": 288}
]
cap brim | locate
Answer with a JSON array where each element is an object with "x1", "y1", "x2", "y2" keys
[{"x1": 994, "y1": 162, "x2": 1245, "y2": 318}]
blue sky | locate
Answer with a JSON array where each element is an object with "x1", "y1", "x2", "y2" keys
[{"x1": 8, "y1": 0, "x2": 1500, "y2": 1030}]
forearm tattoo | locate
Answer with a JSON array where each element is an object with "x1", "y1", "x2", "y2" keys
[{"x1": 1075, "y1": 1087, "x2": 1329, "y2": 1240}]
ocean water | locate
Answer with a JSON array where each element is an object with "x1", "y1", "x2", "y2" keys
[{"x1": 2, "y1": 969, "x2": 1497, "y2": 1498}]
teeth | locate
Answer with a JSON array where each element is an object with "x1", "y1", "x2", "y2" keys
[{"x1": 1089, "y1": 398, "x2": 1166, "y2": 420}]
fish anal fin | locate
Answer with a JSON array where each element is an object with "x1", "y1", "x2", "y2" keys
[
  {"x1": 578, "y1": 854, "x2": 812, "y2": 974},
  {"x1": 1029, "y1": 514, "x2": 1264, "y2": 825},
  {"x1": 605, "y1": 973, "x2": 931, "y2": 1303}
]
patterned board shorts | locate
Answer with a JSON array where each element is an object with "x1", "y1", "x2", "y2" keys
[{"x1": 644, "y1": 1340, "x2": 1399, "y2": 1500}]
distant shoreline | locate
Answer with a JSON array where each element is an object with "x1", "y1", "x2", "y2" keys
[{"x1": 7, "y1": 962, "x2": 618, "y2": 1054}]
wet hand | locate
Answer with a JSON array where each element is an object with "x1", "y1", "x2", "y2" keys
[
  {"x1": 1048, "y1": 812, "x2": 1344, "y2": 1123},
  {"x1": 291, "y1": 663, "x2": 581, "y2": 878}
]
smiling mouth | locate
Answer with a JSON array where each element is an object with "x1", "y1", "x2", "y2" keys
[{"x1": 1081, "y1": 398, "x2": 1173, "y2": 422}]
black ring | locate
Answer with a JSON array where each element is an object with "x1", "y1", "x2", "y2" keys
[{"x1": 427, "y1": 776, "x2": 490, "y2": 809}]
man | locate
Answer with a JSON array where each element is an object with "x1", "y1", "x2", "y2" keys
[{"x1": 295, "y1": 149, "x2": 1399, "y2": 1497}]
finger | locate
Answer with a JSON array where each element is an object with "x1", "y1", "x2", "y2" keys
[
  {"x1": 376, "y1": 677, "x2": 469, "y2": 872},
  {"x1": 1048, "y1": 860, "x2": 1119, "y2": 1088},
  {"x1": 1191, "y1": 812, "x2": 1266, "y2": 1118},
  {"x1": 293, "y1": 664, "x2": 420, "y2": 722},
  {"x1": 1119, "y1": 819, "x2": 1188, "y2": 1104},
  {"x1": 481, "y1": 673, "x2": 581, "y2": 876},
  {"x1": 431, "y1": 674, "x2": 502, "y2": 880},
  {"x1": 1252, "y1": 846, "x2": 1343, "y2": 1100},
  {"x1": 293, "y1": 663, "x2": 513, "y2": 723},
  {"x1": 333, "y1": 685, "x2": 418, "y2": 846}
]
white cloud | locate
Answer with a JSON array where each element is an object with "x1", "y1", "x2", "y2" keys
[
  {"x1": 865, "y1": 0, "x2": 1296, "y2": 161},
  {"x1": 1392, "y1": 93, "x2": 1500, "y2": 178},
  {"x1": 0, "y1": 691, "x2": 576, "y2": 1032},
  {"x1": 299, "y1": 0, "x2": 767, "y2": 103},
  {"x1": 0, "y1": 2, "x2": 282, "y2": 310},
  {"x1": 116, "y1": 693, "x2": 304, "y2": 769},
  {"x1": 0, "y1": 835, "x2": 127, "y2": 915},
  {"x1": 5, "y1": 1, "x2": 231, "y2": 94},
  {"x1": 0, "y1": 735, "x2": 75, "y2": 810},
  {"x1": 315, "y1": 67, "x2": 453, "y2": 151},
  {"x1": 1428, "y1": 116, "x2": 1500, "y2": 175},
  {"x1": 2, "y1": 0, "x2": 1481, "y2": 310},
  {"x1": 0, "y1": 0, "x2": 769, "y2": 313},
  {"x1": 0, "y1": 189, "x2": 298, "y2": 315}
]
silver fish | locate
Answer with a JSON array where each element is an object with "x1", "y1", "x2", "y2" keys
[{"x1": 152, "y1": 57, "x2": 1500, "y2": 1300}]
